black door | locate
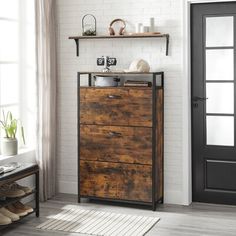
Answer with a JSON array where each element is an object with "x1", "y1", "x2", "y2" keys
[{"x1": 192, "y1": 3, "x2": 236, "y2": 204}]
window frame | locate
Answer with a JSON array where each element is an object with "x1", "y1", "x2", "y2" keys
[{"x1": 0, "y1": 0, "x2": 36, "y2": 149}]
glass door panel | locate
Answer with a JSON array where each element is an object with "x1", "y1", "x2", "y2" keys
[
  {"x1": 206, "y1": 83, "x2": 234, "y2": 114},
  {"x1": 206, "y1": 49, "x2": 234, "y2": 81},
  {"x1": 207, "y1": 116, "x2": 234, "y2": 146},
  {"x1": 205, "y1": 16, "x2": 235, "y2": 147},
  {"x1": 206, "y1": 16, "x2": 234, "y2": 47}
]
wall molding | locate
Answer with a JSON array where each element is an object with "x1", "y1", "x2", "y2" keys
[{"x1": 182, "y1": 0, "x2": 192, "y2": 206}]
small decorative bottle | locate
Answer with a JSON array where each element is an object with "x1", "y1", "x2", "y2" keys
[{"x1": 150, "y1": 17, "x2": 155, "y2": 32}]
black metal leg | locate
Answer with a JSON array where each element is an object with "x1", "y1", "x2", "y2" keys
[
  {"x1": 88, "y1": 74, "x2": 92, "y2": 86},
  {"x1": 160, "y1": 197, "x2": 164, "y2": 204},
  {"x1": 152, "y1": 74, "x2": 157, "y2": 212},
  {"x1": 78, "y1": 72, "x2": 81, "y2": 204},
  {"x1": 152, "y1": 201, "x2": 156, "y2": 211},
  {"x1": 35, "y1": 171, "x2": 40, "y2": 217},
  {"x1": 161, "y1": 72, "x2": 164, "y2": 87},
  {"x1": 162, "y1": 72, "x2": 164, "y2": 204}
]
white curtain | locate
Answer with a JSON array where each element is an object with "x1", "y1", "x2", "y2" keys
[{"x1": 35, "y1": 0, "x2": 57, "y2": 201}]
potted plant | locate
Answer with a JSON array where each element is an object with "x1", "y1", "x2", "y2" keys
[{"x1": 0, "y1": 111, "x2": 25, "y2": 156}]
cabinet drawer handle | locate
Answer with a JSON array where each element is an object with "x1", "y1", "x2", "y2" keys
[
  {"x1": 108, "y1": 131, "x2": 122, "y2": 138},
  {"x1": 107, "y1": 95, "x2": 122, "y2": 99}
]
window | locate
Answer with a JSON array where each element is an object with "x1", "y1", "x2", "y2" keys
[
  {"x1": 205, "y1": 16, "x2": 235, "y2": 146},
  {"x1": 0, "y1": 0, "x2": 36, "y2": 149}
]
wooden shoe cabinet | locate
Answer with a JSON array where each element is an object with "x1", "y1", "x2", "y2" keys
[
  {"x1": 0, "y1": 163, "x2": 39, "y2": 229},
  {"x1": 78, "y1": 72, "x2": 164, "y2": 210}
]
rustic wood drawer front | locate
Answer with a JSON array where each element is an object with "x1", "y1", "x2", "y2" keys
[
  {"x1": 80, "y1": 125, "x2": 152, "y2": 165},
  {"x1": 80, "y1": 160, "x2": 152, "y2": 202},
  {"x1": 80, "y1": 88, "x2": 152, "y2": 127}
]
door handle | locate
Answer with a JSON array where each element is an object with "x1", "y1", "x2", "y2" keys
[
  {"x1": 107, "y1": 95, "x2": 122, "y2": 99},
  {"x1": 108, "y1": 131, "x2": 122, "y2": 138},
  {"x1": 192, "y1": 96, "x2": 208, "y2": 101}
]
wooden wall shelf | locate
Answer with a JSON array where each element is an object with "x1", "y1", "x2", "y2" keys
[{"x1": 69, "y1": 34, "x2": 170, "y2": 57}]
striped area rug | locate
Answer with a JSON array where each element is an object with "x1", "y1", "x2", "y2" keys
[{"x1": 37, "y1": 207, "x2": 160, "y2": 236}]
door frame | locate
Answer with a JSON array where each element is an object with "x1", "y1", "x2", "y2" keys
[{"x1": 182, "y1": 0, "x2": 236, "y2": 205}]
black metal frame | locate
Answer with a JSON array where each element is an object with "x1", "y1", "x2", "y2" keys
[
  {"x1": 0, "y1": 164, "x2": 39, "y2": 230},
  {"x1": 77, "y1": 72, "x2": 81, "y2": 203},
  {"x1": 77, "y1": 72, "x2": 164, "y2": 210}
]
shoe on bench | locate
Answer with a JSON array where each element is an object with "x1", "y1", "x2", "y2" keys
[
  {"x1": 9, "y1": 182, "x2": 32, "y2": 194},
  {"x1": 0, "y1": 207, "x2": 19, "y2": 222},
  {"x1": 0, "y1": 212, "x2": 12, "y2": 225},
  {"x1": 6, "y1": 204, "x2": 28, "y2": 217},
  {"x1": 0, "y1": 184, "x2": 25, "y2": 198},
  {"x1": 13, "y1": 201, "x2": 33, "y2": 213}
]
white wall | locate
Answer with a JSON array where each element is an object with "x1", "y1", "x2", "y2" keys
[{"x1": 56, "y1": 0, "x2": 185, "y2": 204}]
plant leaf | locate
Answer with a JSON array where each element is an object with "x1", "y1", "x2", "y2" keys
[
  {"x1": 21, "y1": 126, "x2": 26, "y2": 145},
  {"x1": 9, "y1": 112, "x2": 12, "y2": 122},
  {"x1": 0, "y1": 111, "x2": 25, "y2": 142}
]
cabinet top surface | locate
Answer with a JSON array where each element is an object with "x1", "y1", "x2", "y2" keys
[
  {"x1": 0, "y1": 163, "x2": 38, "y2": 181},
  {"x1": 78, "y1": 71, "x2": 164, "y2": 75}
]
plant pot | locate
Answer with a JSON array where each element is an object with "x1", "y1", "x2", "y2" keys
[{"x1": 1, "y1": 138, "x2": 18, "y2": 156}]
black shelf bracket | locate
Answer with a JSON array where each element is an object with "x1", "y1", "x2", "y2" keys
[
  {"x1": 74, "y1": 39, "x2": 79, "y2": 57},
  {"x1": 166, "y1": 34, "x2": 170, "y2": 56}
]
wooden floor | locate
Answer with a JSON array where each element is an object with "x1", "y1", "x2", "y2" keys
[{"x1": 2, "y1": 194, "x2": 236, "y2": 236}]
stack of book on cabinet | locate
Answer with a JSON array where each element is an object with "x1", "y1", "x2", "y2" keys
[{"x1": 124, "y1": 80, "x2": 152, "y2": 87}]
